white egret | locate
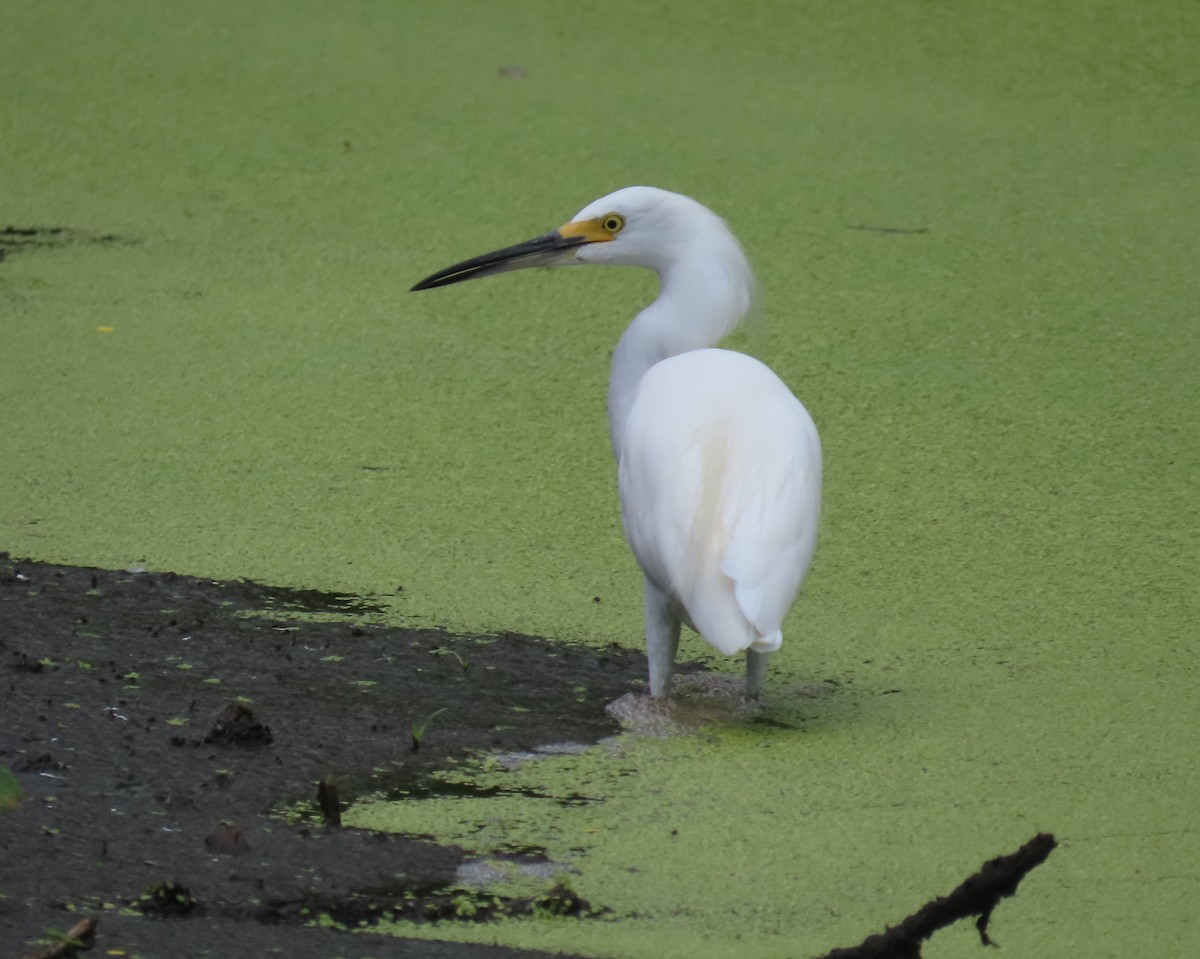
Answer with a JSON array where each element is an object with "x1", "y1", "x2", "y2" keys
[{"x1": 412, "y1": 187, "x2": 821, "y2": 698}]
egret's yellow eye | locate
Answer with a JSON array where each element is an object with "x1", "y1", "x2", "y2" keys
[{"x1": 601, "y1": 214, "x2": 624, "y2": 234}]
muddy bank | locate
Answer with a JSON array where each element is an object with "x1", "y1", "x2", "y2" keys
[{"x1": 0, "y1": 555, "x2": 648, "y2": 957}]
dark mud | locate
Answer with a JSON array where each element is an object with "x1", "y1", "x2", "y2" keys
[{"x1": 0, "y1": 554, "x2": 648, "y2": 958}]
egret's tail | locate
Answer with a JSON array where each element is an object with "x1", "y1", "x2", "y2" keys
[{"x1": 750, "y1": 629, "x2": 782, "y2": 654}]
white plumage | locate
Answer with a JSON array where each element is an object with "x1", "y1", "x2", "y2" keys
[
  {"x1": 413, "y1": 186, "x2": 821, "y2": 698},
  {"x1": 620, "y1": 347, "x2": 820, "y2": 652}
]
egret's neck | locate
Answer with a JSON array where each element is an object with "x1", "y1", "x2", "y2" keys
[{"x1": 607, "y1": 250, "x2": 753, "y2": 455}]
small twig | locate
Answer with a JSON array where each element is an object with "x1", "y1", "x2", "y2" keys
[
  {"x1": 847, "y1": 224, "x2": 930, "y2": 235},
  {"x1": 21, "y1": 917, "x2": 97, "y2": 959},
  {"x1": 816, "y1": 832, "x2": 1058, "y2": 959},
  {"x1": 316, "y1": 776, "x2": 342, "y2": 827}
]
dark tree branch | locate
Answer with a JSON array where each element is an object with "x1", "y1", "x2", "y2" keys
[{"x1": 815, "y1": 832, "x2": 1058, "y2": 959}]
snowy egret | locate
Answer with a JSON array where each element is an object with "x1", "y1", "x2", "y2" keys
[{"x1": 412, "y1": 187, "x2": 821, "y2": 698}]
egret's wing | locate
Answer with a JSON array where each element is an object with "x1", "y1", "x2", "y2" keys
[
  {"x1": 617, "y1": 349, "x2": 821, "y2": 656},
  {"x1": 719, "y1": 407, "x2": 821, "y2": 642}
]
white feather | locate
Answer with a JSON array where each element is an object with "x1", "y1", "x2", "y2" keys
[{"x1": 619, "y1": 349, "x2": 820, "y2": 657}]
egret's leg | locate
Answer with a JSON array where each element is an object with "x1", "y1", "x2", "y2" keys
[
  {"x1": 644, "y1": 577, "x2": 680, "y2": 698},
  {"x1": 745, "y1": 649, "x2": 770, "y2": 699}
]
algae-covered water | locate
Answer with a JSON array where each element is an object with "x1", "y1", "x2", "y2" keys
[{"x1": 2, "y1": 1, "x2": 1197, "y2": 955}]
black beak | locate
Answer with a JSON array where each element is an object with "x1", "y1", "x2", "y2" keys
[{"x1": 411, "y1": 230, "x2": 587, "y2": 291}]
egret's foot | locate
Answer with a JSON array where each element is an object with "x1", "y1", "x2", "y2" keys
[
  {"x1": 606, "y1": 691, "x2": 684, "y2": 736},
  {"x1": 608, "y1": 674, "x2": 767, "y2": 735}
]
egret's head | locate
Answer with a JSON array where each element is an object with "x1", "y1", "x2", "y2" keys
[
  {"x1": 562, "y1": 186, "x2": 732, "y2": 271},
  {"x1": 410, "y1": 186, "x2": 740, "y2": 290}
]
